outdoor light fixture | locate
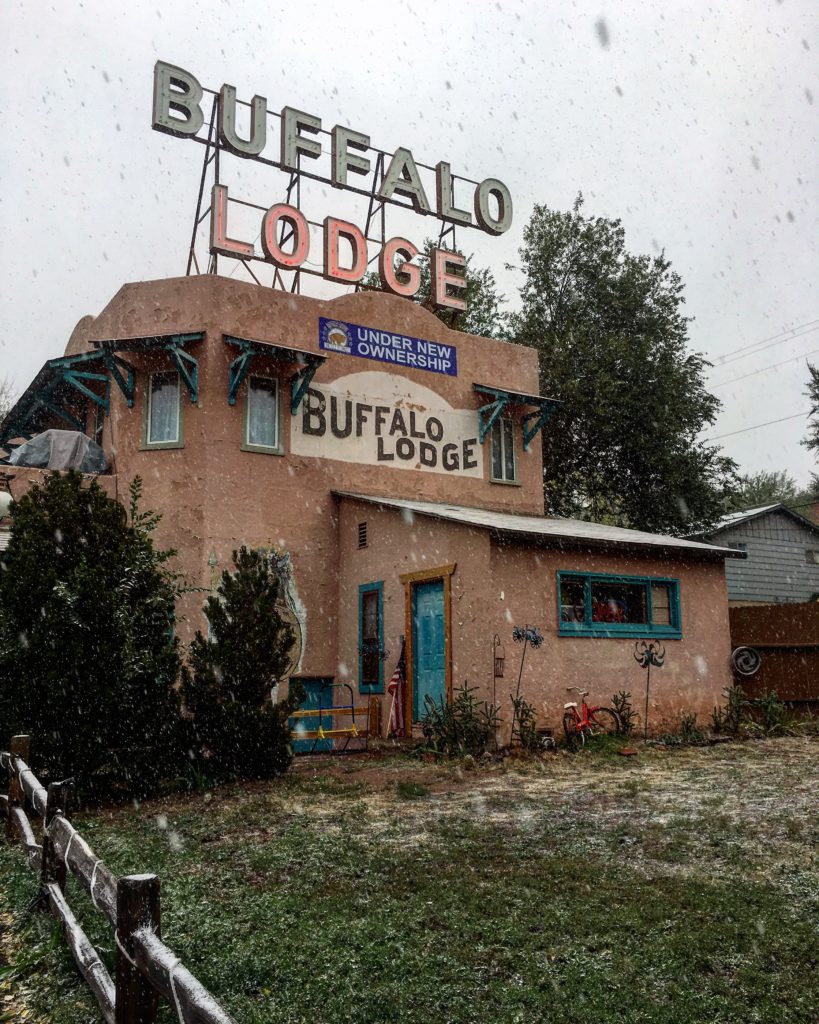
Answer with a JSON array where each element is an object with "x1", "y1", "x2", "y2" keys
[{"x1": 493, "y1": 635, "x2": 505, "y2": 678}]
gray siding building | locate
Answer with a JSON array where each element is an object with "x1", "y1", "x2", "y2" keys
[{"x1": 695, "y1": 504, "x2": 819, "y2": 605}]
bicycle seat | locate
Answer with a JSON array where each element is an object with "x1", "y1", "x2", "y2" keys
[{"x1": 566, "y1": 687, "x2": 589, "y2": 699}]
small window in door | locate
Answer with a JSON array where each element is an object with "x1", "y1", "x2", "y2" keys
[{"x1": 358, "y1": 582, "x2": 384, "y2": 692}]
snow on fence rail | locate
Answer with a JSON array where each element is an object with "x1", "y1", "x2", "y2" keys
[{"x1": 1, "y1": 735, "x2": 238, "y2": 1024}]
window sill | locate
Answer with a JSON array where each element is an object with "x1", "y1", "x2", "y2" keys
[
  {"x1": 489, "y1": 477, "x2": 521, "y2": 487},
  {"x1": 139, "y1": 440, "x2": 184, "y2": 451},
  {"x1": 241, "y1": 443, "x2": 285, "y2": 456},
  {"x1": 559, "y1": 625, "x2": 682, "y2": 640}
]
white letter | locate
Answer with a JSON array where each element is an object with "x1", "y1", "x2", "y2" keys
[
  {"x1": 435, "y1": 162, "x2": 472, "y2": 226},
  {"x1": 474, "y1": 178, "x2": 513, "y2": 235},
  {"x1": 218, "y1": 83, "x2": 267, "y2": 157},
  {"x1": 152, "y1": 61, "x2": 204, "y2": 138},
  {"x1": 281, "y1": 107, "x2": 322, "y2": 170},
  {"x1": 331, "y1": 126, "x2": 371, "y2": 188},
  {"x1": 378, "y1": 148, "x2": 431, "y2": 214}
]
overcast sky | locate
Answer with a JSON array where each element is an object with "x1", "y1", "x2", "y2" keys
[{"x1": 2, "y1": 0, "x2": 817, "y2": 488}]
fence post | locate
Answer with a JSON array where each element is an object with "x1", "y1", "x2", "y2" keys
[
  {"x1": 5, "y1": 734, "x2": 30, "y2": 840},
  {"x1": 115, "y1": 874, "x2": 160, "y2": 1024},
  {"x1": 41, "y1": 779, "x2": 73, "y2": 892}
]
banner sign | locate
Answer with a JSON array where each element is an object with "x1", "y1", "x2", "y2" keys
[
  {"x1": 291, "y1": 371, "x2": 481, "y2": 478},
  {"x1": 319, "y1": 318, "x2": 457, "y2": 377}
]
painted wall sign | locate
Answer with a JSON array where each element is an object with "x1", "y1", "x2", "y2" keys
[
  {"x1": 319, "y1": 318, "x2": 457, "y2": 377},
  {"x1": 291, "y1": 371, "x2": 481, "y2": 478},
  {"x1": 152, "y1": 60, "x2": 513, "y2": 310}
]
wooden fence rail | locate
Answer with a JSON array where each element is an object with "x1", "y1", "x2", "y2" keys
[{"x1": 1, "y1": 736, "x2": 238, "y2": 1024}]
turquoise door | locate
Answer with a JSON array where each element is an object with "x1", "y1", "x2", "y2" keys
[
  {"x1": 412, "y1": 580, "x2": 446, "y2": 721},
  {"x1": 292, "y1": 678, "x2": 334, "y2": 753}
]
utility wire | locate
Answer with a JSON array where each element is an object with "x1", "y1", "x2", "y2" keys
[
  {"x1": 708, "y1": 324, "x2": 819, "y2": 369},
  {"x1": 710, "y1": 349, "x2": 819, "y2": 389},
  {"x1": 705, "y1": 410, "x2": 811, "y2": 441},
  {"x1": 710, "y1": 318, "x2": 819, "y2": 363}
]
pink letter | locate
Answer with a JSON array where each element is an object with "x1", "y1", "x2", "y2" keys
[
  {"x1": 261, "y1": 204, "x2": 310, "y2": 268},
  {"x1": 378, "y1": 238, "x2": 421, "y2": 298},
  {"x1": 430, "y1": 249, "x2": 467, "y2": 311},
  {"x1": 323, "y1": 217, "x2": 367, "y2": 283}
]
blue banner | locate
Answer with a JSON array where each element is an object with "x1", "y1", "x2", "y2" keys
[{"x1": 319, "y1": 317, "x2": 458, "y2": 377}]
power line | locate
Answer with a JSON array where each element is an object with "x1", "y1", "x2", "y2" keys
[
  {"x1": 708, "y1": 323, "x2": 819, "y2": 369},
  {"x1": 710, "y1": 318, "x2": 819, "y2": 363},
  {"x1": 710, "y1": 349, "x2": 819, "y2": 389},
  {"x1": 704, "y1": 410, "x2": 811, "y2": 441}
]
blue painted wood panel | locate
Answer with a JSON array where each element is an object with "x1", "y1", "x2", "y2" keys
[
  {"x1": 292, "y1": 678, "x2": 334, "y2": 753},
  {"x1": 412, "y1": 580, "x2": 445, "y2": 721}
]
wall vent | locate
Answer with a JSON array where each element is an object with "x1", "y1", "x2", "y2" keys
[{"x1": 358, "y1": 521, "x2": 368, "y2": 549}]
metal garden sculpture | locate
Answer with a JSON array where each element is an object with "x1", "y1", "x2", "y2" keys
[
  {"x1": 510, "y1": 626, "x2": 544, "y2": 744},
  {"x1": 634, "y1": 640, "x2": 666, "y2": 742}
]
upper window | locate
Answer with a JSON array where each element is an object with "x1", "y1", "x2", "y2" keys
[
  {"x1": 358, "y1": 582, "x2": 384, "y2": 693},
  {"x1": 145, "y1": 371, "x2": 181, "y2": 448},
  {"x1": 558, "y1": 572, "x2": 682, "y2": 639},
  {"x1": 806, "y1": 549, "x2": 819, "y2": 565},
  {"x1": 244, "y1": 376, "x2": 280, "y2": 453},
  {"x1": 490, "y1": 417, "x2": 516, "y2": 483}
]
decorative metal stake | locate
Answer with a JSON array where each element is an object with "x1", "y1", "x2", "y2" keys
[
  {"x1": 634, "y1": 640, "x2": 666, "y2": 742},
  {"x1": 510, "y1": 626, "x2": 543, "y2": 744}
]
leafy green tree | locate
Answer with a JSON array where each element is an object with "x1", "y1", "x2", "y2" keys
[
  {"x1": 182, "y1": 546, "x2": 305, "y2": 779},
  {"x1": 0, "y1": 472, "x2": 183, "y2": 796},
  {"x1": 363, "y1": 238, "x2": 511, "y2": 338},
  {"x1": 512, "y1": 194, "x2": 737, "y2": 534},
  {"x1": 803, "y1": 363, "x2": 819, "y2": 463},
  {"x1": 727, "y1": 470, "x2": 798, "y2": 511}
]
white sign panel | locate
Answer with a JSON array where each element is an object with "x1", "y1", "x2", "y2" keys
[{"x1": 291, "y1": 371, "x2": 482, "y2": 478}]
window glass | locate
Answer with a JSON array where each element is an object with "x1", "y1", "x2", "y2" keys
[
  {"x1": 560, "y1": 578, "x2": 585, "y2": 623},
  {"x1": 590, "y1": 581, "x2": 647, "y2": 624},
  {"x1": 247, "y1": 377, "x2": 278, "y2": 449},
  {"x1": 503, "y1": 419, "x2": 515, "y2": 481},
  {"x1": 490, "y1": 419, "x2": 503, "y2": 479},
  {"x1": 148, "y1": 372, "x2": 180, "y2": 444},
  {"x1": 558, "y1": 573, "x2": 680, "y2": 638},
  {"x1": 491, "y1": 417, "x2": 515, "y2": 482},
  {"x1": 361, "y1": 589, "x2": 380, "y2": 686},
  {"x1": 651, "y1": 583, "x2": 672, "y2": 625}
]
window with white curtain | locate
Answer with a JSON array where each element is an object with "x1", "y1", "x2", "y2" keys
[
  {"x1": 490, "y1": 416, "x2": 516, "y2": 483},
  {"x1": 146, "y1": 371, "x2": 180, "y2": 446},
  {"x1": 245, "y1": 376, "x2": 279, "y2": 451}
]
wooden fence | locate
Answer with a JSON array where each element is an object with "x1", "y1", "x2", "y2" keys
[
  {"x1": 730, "y1": 601, "x2": 819, "y2": 703},
  {"x1": 0, "y1": 734, "x2": 237, "y2": 1024}
]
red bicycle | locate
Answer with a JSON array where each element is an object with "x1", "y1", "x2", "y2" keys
[{"x1": 562, "y1": 687, "x2": 621, "y2": 748}]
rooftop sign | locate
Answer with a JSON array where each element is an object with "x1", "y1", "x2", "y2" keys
[{"x1": 152, "y1": 61, "x2": 513, "y2": 310}]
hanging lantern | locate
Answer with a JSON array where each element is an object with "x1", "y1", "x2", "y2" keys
[{"x1": 493, "y1": 635, "x2": 505, "y2": 678}]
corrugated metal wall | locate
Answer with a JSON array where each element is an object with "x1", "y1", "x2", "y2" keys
[{"x1": 717, "y1": 512, "x2": 819, "y2": 603}]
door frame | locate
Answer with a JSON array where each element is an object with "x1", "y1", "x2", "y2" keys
[{"x1": 399, "y1": 563, "x2": 456, "y2": 735}]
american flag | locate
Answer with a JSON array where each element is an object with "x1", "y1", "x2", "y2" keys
[{"x1": 387, "y1": 638, "x2": 406, "y2": 737}]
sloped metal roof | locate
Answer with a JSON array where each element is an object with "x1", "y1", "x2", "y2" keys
[
  {"x1": 710, "y1": 504, "x2": 782, "y2": 531},
  {"x1": 334, "y1": 492, "x2": 744, "y2": 558}
]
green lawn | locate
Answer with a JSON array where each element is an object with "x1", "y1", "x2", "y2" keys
[{"x1": 1, "y1": 737, "x2": 817, "y2": 1023}]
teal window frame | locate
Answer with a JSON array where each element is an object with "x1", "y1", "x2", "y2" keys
[
  {"x1": 358, "y1": 581, "x2": 384, "y2": 693},
  {"x1": 557, "y1": 571, "x2": 682, "y2": 640}
]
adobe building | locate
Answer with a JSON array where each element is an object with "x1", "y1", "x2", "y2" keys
[{"x1": 1, "y1": 274, "x2": 741, "y2": 738}]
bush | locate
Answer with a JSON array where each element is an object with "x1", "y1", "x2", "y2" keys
[
  {"x1": 182, "y1": 546, "x2": 305, "y2": 779},
  {"x1": 0, "y1": 473, "x2": 184, "y2": 797},
  {"x1": 421, "y1": 683, "x2": 498, "y2": 758},
  {"x1": 611, "y1": 691, "x2": 637, "y2": 736},
  {"x1": 510, "y1": 695, "x2": 542, "y2": 752},
  {"x1": 712, "y1": 685, "x2": 746, "y2": 735},
  {"x1": 744, "y1": 690, "x2": 789, "y2": 737}
]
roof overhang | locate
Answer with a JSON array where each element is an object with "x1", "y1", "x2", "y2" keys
[
  {"x1": 334, "y1": 492, "x2": 746, "y2": 560},
  {"x1": 472, "y1": 383, "x2": 561, "y2": 451},
  {"x1": 223, "y1": 334, "x2": 325, "y2": 413}
]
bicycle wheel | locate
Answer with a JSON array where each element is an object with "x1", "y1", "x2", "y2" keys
[
  {"x1": 563, "y1": 712, "x2": 583, "y2": 750},
  {"x1": 587, "y1": 707, "x2": 621, "y2": 736}
]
